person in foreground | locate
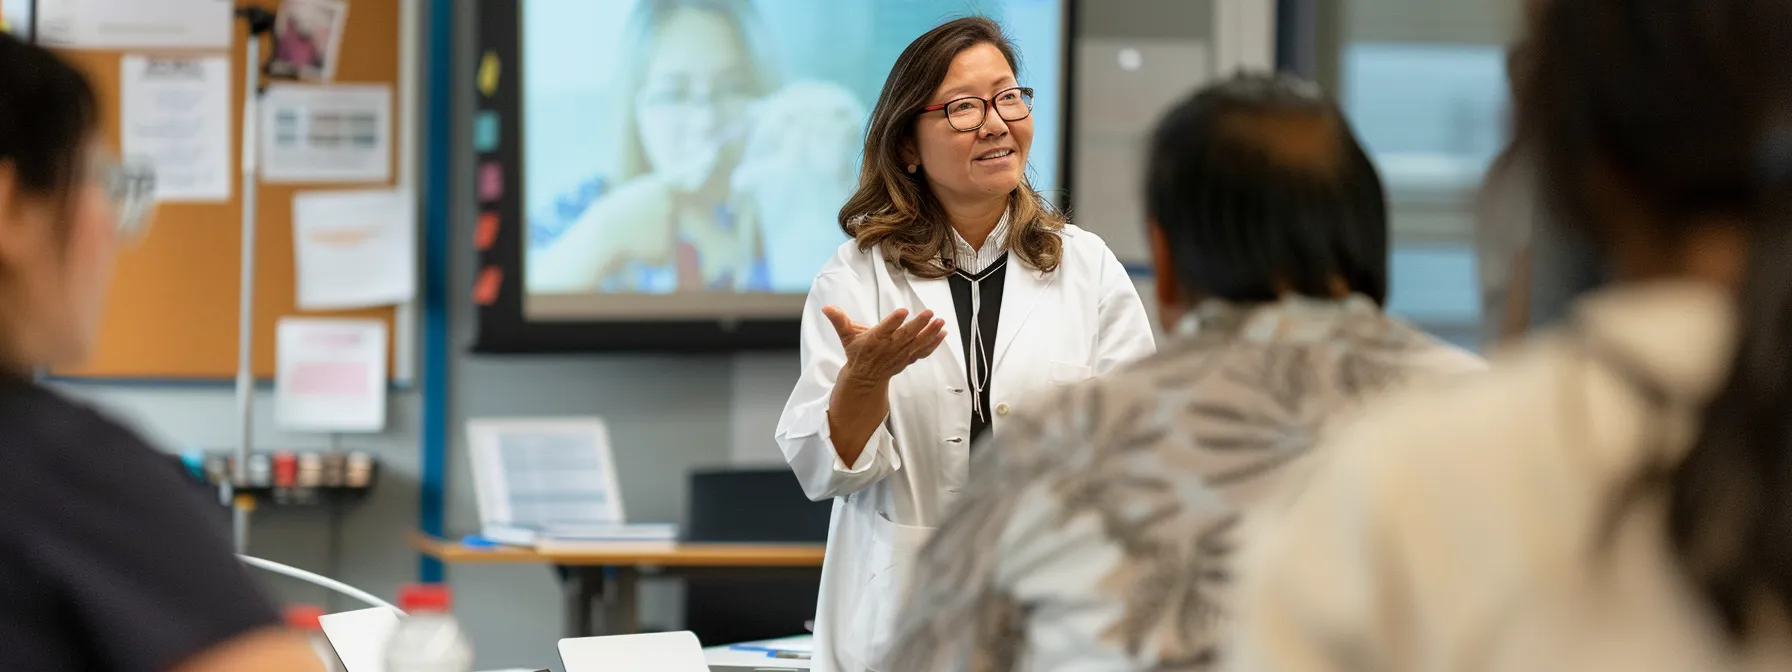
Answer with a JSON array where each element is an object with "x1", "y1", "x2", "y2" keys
[
  {"x1": 1227, "y1": 2, "x2": 1792, "y2": 670},
  {"x1": 775, "y1": 16, "x2": 1155, "y2": 672},
  {"x1": 885, "y1": 74, "x2": 1483, "y2": 671},
  {"x1": 0, "y1": 34, "x2": 323, "y2": 672}
]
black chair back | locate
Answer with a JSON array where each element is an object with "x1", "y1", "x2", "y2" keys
[{"x1": 683, "y1": 468, "x2": 830, "y2": 645}]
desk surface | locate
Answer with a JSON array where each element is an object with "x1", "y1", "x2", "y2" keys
[{"x1": 409, "y1": 533, "x2": 825, "y2": 567}]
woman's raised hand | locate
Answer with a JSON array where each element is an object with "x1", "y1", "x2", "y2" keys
[{"x1": 822, "y1": 306, "x2": 948, "y2": 382}]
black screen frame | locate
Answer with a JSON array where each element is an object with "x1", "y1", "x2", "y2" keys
[{"x1": 470, "y1": 0, "x2": 1077, "y2": 354}]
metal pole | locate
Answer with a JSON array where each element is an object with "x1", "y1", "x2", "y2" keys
[{"x1": 232, "y1": 29, "x2": 262, "y2": 555}]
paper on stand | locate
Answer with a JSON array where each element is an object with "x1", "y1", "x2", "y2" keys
[
  {"x1": 292, "y1": 190, "x2": 416, "y2": 310},
  {"x1": 467, "y1": 418, "x2": 686, "y2": 548},
  {"x1": 261, "y1": 84, "x2": 393, "y2": 183},
  {"x1": 35, "y1": 0, "x2": 231, "y2": 49},
  {"x1": 120, "y1": 55, "x2": 232, "y2": 202},
  {"x1": 468, "y1": 418, "x2": 626, "y2": 527},
  {"x1": 275, "y1": 318, "x2": 388, "y2": 433}
]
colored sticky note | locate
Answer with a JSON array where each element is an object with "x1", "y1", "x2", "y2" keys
[
  {"x1": 473, "y1": 267, "x2": 503, "y2": 306},
  {"x1": 475, "y1": 212, "x2": 499, "y2": 251},
  {"x1": 478, "y1": 51, "x2": 501, "y2": 97},
  {"x1": 479, "y1": 162, "x2": 503, "y2": 202},
  {"x1": 473, "y1": 111, "x2": 500, "y2": 153}
]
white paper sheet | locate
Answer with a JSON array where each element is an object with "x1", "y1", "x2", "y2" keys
[
  {"x1": 292, "y1": 189, "x2": 416, "y2": 310},
  {"x1": 275, "y1": 318, "x2": 388, "y2": 433},
  {"x1": 35, "y1": 0, "x2": 232, "y2": 50},
  {"x1": 261, "y1": 84, "x2": 393, "y2": 183},
  {"x1": 120, "y1": 55, "x2": 232, "y2": 202}
]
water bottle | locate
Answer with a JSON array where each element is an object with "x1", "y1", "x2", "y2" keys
[{"x1": 385, "y1": 584, "x2": 474, "y2": 672}]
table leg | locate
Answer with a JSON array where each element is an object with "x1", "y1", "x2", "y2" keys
[
  {"x1": 557, "y1": 566, "x2": 603, "y2": 639},
  {"x1": 600, "y1": 566, "x2": 641, "y2": 635}
]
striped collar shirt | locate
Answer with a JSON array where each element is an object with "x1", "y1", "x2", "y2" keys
[{"x1": 946, "y1": 211, "x2": 1011, "y2": 274}]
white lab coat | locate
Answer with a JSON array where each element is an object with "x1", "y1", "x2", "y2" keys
[{"x1": 775, "y1": 224, "x2": 1157, "y2": 672}]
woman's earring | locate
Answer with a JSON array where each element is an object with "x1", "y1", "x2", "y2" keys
[{"x1": 906, "y1": 164, "x2": 918, "y2": 174}]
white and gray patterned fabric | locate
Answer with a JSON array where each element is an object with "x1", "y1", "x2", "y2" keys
[{"x1": 887, "y1": 294, "x2": 1484, "y2": 672}]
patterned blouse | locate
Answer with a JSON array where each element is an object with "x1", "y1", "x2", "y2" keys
[{"x1": 886, "y1": 294, "x2": 1484, "y2": 671}]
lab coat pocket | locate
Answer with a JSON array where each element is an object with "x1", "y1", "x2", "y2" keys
[
  {"x1": 1049, "y1": 360, "x2": 1094, "y2": 385},
  {"x1": 848, "y1": 512, "x2": 937, "y2": 671}
]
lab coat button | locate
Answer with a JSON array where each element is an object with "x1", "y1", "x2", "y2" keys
[
  {"x1": 995, "y1": 403, "x2": 1011, "y2": 417},
  {"x1": 949, "y1": 387, "x2": 965, "y2": 394},
  {"x1": 945, "y1": 436, "x2": 964, "y2": 444}
]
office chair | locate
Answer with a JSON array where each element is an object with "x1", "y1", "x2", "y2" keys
[{"x1": 682, "y1": 468, "x2": 830, "y2": 645}]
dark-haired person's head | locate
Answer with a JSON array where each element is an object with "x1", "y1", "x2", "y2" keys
[
  {"x1": 1144, "y1": 73, "x2": 1386, "y2": 332},
  {"x1": 1519, "y1": 0, "x2": 1792, "y2": 643},
  {"x1": 0, "y1": 33, "x2": 150, "y2": 374}
]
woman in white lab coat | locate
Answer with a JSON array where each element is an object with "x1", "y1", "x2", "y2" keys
[{"x1": 775, "y1": 17, "x2": 1156, "y2": 672}]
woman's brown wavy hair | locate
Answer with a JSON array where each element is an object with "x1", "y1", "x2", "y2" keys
[{"x1": 837, "y1": 16, "x2": 1065, "y2": 279}]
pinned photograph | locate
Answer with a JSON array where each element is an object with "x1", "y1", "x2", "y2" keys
[{"x1": 268, "y1": 0, "x2": 347, "y2": 82}]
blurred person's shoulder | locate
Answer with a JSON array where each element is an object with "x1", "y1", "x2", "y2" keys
[
  {"x1": 1391, "y1": 324, "x2": 1489, "y2": 379},
  {"x1": 996, "y1": 334, "x2": 1232, "y2": 465},
  {"x1": 1333, "y1": 284, "x2": 1720, "y2": 483},
  {"x1": 0, "y1": 378, "x2": 182, "y2": 499},
  {"x1": 0, "y1": 380, "x2": 283, "y2": 672},
  {"x1": 1325, "y1": 283, "x2": 1731, "y2": 492},
  {"x1": 1001, "y1": 308, "x2": 1484, "y2": 467},
  {"x1": 1305, "y1": 330, "x2": 1615, "y2": 518},
  {"x1": 0, "y1": 377, "x2": 157, "y2": 461}
]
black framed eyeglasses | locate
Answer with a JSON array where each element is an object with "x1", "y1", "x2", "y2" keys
[{"x1": 916, "y1": 86, "x2": 1034, "y2": 132}]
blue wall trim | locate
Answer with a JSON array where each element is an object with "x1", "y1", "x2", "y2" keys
[{"x1": 418, "y1": 0, "x2": 453, "y2": 583}]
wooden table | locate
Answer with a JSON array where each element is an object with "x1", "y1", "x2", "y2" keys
[{"x1": 409, "y1": 533, "x2": 825, "y2": 638}]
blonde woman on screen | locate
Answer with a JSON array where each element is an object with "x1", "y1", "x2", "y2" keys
[{"x1": 530, "y1": 0, "x2": 779, "y2": 293}]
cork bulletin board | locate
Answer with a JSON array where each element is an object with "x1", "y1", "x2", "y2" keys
[{"x1": 52, "y1": 0, "x2": 402, "y2": 379}]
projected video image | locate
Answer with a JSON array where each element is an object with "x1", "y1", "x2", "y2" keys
[{"x1": 522, "y1": 0, "x2": 1065, "y2": 303}]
